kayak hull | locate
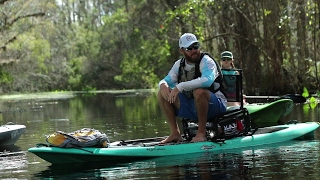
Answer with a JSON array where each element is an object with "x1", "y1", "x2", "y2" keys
[
  {"x1": 0, "y1": 124, "x2": 26, "y2": 146},
  {"x1": 244, "y1": 99, "x2": 294, "y2": 127},
  {"x1": 29, "y1": 122, "x2": 319, "y2": 164}
]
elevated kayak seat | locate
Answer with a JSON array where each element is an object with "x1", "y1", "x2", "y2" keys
[{"x1": 182, "y1": 69, "x2": 253, "y2": 142}]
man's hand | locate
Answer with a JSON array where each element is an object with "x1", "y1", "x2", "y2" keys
[
  {"x1": 168, "y1": 87, "x2": 179, "y2": 104},
  {"x1": 160, "y1": 83, "x2": 171, "y2": 101},
  {"x1": 160, "y1": 84, "x2": 179, "y2": 104}
]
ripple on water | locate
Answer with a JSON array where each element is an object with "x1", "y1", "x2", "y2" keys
[{"x1": 0, "y1": 151, "x2": 28, "y2": 178}]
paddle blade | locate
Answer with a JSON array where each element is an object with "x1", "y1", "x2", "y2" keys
[{"x1": 280, "y1": 94, "x2": 306, "y2": 103}]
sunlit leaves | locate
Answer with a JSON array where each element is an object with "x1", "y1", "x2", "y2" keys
[
  {"x1": 301, "y1": 87, "x2": 318, "y2": 109},
  {"x1": 102, "y1": 8, "x2": 128, "y2": 25},
  {"x1": 264, "y1": 9, "x2": 272, "y2": 16},
  {"x1": 309, "y1": 96, "x2": 317, "y2": 103},
  {"x1": 302, "y1": 87, "x2": 310, "y2": 98}
]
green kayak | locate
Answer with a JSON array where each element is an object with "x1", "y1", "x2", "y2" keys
[
  {"x1": 28, "y1": 122, "x2": 319, "y2": 164},
  {"x1": 229, "y1": 99, "x2": 294, "y2": 127}
]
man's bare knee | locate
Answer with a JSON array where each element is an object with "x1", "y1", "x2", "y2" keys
[
  {"x1": 193, "y1": 88, "x2": 209, "y2": 99},
  {"x1": 157, "y1": 91, "x2": 166, "y2": 103}
]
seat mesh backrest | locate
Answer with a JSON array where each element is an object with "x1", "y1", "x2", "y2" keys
[{"x1": 221, "y1": 69, "x2": 243, "y2": 107}]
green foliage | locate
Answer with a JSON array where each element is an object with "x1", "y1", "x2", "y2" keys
[
  {"x1": 264, "y1": 9, "x2": 272, "y2": 16},
  {"x1": 107, "y1": 2, "x2": 172, "y2": 89},
  {"x1": 66, "y1": 25, "x2": 102, "y2": 90},
  {"x1": 309, "y1": 96, "x2": 317, "y2": 104},
  {"x1": 301, "y1": 88, "x2": 318, "y2": 109},
  {"x1": 115, "y1": 38, "x2": 170, "y2": 88},
  {"x1": 1, "y1": 0, "x2": 320, "y2": 94},
  {"x1": 82, "y1": 85, "x2": 96, "y2": 92},
  {"x1": 31, "y1": 39, "x2": 51, "y2": 74},
  {"x1": 0, "y1": 69, "x2": 13, "y2": 84},
  {"x1": 67, "y1": 56, "x2": 85, "y2": 89},
  {"x1": 302, "y1": 87, "x2": 310, "y2": 98},
  {"x1": 102, "y1": 8, "x2": 128, "y2": 25},
  {"x1": 68, "y1": 73, "x2": 82, "y2": 89},
  {"x1": 308, "y1": 96, "x2": 318, "y2": 109},
  {"x1": 163, "y1": 0, "x2": 212, "y2": 37},
  {"x1": 9, "y1": 34, "x2": 51, "y2": 74},
  {"x1": 72, "y1": 27, "x2": 101, "y2": 58}
]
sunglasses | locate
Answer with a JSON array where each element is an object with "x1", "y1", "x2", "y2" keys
[
  {"x1": 222, "y1": 58, "x2": 232, "y2": 61},
  {"x1": 183, "y1": 43, "x2": 200, "y2": 52}
]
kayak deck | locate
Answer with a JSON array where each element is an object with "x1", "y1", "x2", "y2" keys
[{"x1": 28, "y1": 122, "x2": 319, "y2": 164}]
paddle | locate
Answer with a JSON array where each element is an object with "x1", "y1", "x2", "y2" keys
[
  {"x1": 109, "y1": 136, "x2": 167, "y2": 146},
  {"x1": 245, "y1": 94, "x2": 306, "y2": 103}
]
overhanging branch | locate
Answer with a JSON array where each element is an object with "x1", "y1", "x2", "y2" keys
[
  {"x1": 0, "y1": 0, "x2": 9, "y2": 5},
  {"x1": 6, "y1": 12, "x2": 45, "y2": 27}
]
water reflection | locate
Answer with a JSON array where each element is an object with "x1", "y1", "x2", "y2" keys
[
  {"x1": 0, "y1": 91, "x2": 319, "y2": 179},
  {"x1": 0, "y1": 145, "x2": 28, "y2": 179},
  {"x1": 244, "y1": 140, "x2": 320, "y2": 179},
  {"x1": 32, "y1": 151, "x2": 249, "y2": 179}
]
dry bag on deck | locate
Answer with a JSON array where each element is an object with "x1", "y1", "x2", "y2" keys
[{"x1": 46, "y1": 128, "x2": 109, "y2": 148}]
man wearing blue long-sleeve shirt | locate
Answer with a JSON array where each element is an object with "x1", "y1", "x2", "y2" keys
[{"x1": 158, "y1": 33, "x2": 227, "y2": 143}]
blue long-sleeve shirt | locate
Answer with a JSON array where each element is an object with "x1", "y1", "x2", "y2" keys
[{"x1": 159, "y1": 54, "x2": 227, "y2": 104}]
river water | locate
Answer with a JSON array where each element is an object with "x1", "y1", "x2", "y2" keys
[{"x1": 0, "y1": 91, "x2": 319, "y2": 179}]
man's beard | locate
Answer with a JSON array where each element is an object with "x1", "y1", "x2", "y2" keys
[{"x1": 184, "y1": 51, "x2": 201, "y2": 64}]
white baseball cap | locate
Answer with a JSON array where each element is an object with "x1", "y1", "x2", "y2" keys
[
  {"x1": 221, "y1": 51, "x2": 233, "y2": 59},
  {"x1": 179, "y1": 33, "x2": 199, "y2": 48}
]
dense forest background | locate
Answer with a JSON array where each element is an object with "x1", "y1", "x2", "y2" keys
[{"x1": 0, "y1": 0, "x2": 319, "y2": 95}]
